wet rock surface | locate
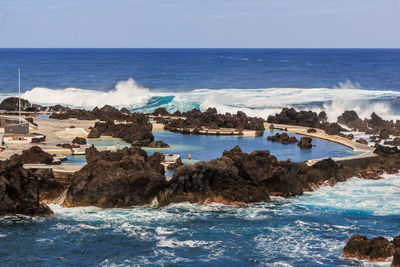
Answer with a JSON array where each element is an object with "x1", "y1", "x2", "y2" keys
[
  {"x1": 343, "y1": 234, "x2": 400, "y2": 263},
  {"x1": 267, "y1": 133, "x2": 298, "y2": 144},
  {"x1": 63, "y1": 146, "x2": 166, "y2": 208},
  {"x1": 158, "y1": 144, "x2": 400, "y2": 207}
]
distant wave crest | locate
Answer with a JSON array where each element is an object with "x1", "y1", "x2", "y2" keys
[{"x1": 19, "y1": 78, "x2": 400, "y2": 121}]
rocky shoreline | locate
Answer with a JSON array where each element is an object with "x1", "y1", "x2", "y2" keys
[
  {"x1": 1, "y1": 97, "x2": 400, "y2": 265},
  {"x1": 343, "y1": 234, "x2": 400, "y2": 266}
]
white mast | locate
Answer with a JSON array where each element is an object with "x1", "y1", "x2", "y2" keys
[{"x1": 18, "y1": 68, "x2": 21, "y2": 124}]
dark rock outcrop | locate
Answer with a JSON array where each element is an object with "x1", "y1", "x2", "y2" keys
[
  {"x1": 356, "y1": 138, "x2": 369, "y2": 145},
  {"x1": 297, "y1": 137, "x2": 312, "y2": 149},
  {"x1": 0, "y1": 152, "x2": 53, "y2": 216},
  {"x1": 323, "y1": 122, "x2": 347, "y2": 135},
  {"x1": 147, "y1": 140, "x2": 170, "y2": 148},
  {"x1": 393, "y1": 249, "x2": 400, "y2": 267},
  {"x1": 72, "y1": 137, "x2": 87, "y2": 145},
  {"x1": 164, "y1": 108, "x2": 265, "y2": 134},
  {"x1": 0, "y1": 97, "x2": 43, "y2": 112},
  {"x1": 267, "y1": 108, "x2": 320, "y2": 128},
  {"x1": 31, "y1": 135, "x2": 46, "y2": 143},
  {"x1": 152, "y1": 107, "x2": 169, "y2": 116},
  {"x1": 13, "y1": 146, "x2": 54, "y2": 165},
  {"x1": 338, "y1": 111, "x2": 368, "y2": 131},
  {"x1": 343, "y1": 235, "x2": 395, "y2": 262},
  {"x1": 63, "y1": 146, "x2": 166, "y2": 208},
  {"x1": 88, "y1": 121, "x2": 154, "y2": 146},
  {"x1": 267, "y1": 133, "x2": 298, "y2": 144},
  {"x1": 384, "y1": 137, "x2": 400, "y2": 146}
]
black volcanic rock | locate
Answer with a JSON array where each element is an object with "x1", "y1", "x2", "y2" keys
[
  {"x1": 356, "y1": 138, "x2": 369, "y2": 145},
  {"x1": 0, "y1": 152, "x2": 53, "y2": 216},
  {"x1": 267, "y1": 133, "x2": 298, "y2": 144},
  {"x1": 0, "y1": 97, "x2": 43, "y2": 112},
  {"x1": 323, "y1": 122, "x2": 347, "y2": 135},
  {"x1": 153, "y1": 107, "x2": 169, "y2": 116},
  {"x1": 147, "y1": 140, "x2": 170, "y2": 148},
  {"x1": 63, "y1": 146, "x2": 166, "y2": 208},
  {"x1": 88, "y1": 121, "x2": 154, "y2": 146},
  {"x1": 338, "y1": 110, "x2": 368, "y2": 131},
  {"x1": 267, "y1": 108, "x2": 320, "y2": 128},
  {"x1": 384, "y1": 137, "x2": 400, "y2": 146},
  {"x1": 72, "y1": 137, "x2": 87, "y2": 145},
  {"x1": 164, "y1": 108, "x2": 265, "y2": 133},
  {"x1": 12, "y1": 146, "x2": 54, "y2": 165},
  {"x1": 50, "y1": 108, "x2": 95, "y2": 120},
  {"x1": 318, "y1": 111, "x2": 328, "y2": 122},
  {"x1": 297, "y1": 137, "x2": 312, "y2": 149},
  {"x1": 343, "y1": 235, "x2": 395, "y2": 262}
]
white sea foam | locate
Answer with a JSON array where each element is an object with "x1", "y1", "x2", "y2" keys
[
  {"x1": 21, "y1": 79, "x2": 151, "y2": 109},
  {"x1": 16, "y1": 78, "x2": 400, "y2": 121},
  {"x1": 294, "y1": 173, "x2": 400, "y2": 216}
]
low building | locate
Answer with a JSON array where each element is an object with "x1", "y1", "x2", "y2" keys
[{"x1": 5, "y1": 122, "x2": 29, "y2": 134}]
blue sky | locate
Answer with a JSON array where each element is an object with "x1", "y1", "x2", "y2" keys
[{"x1": 0, "y1": 0, "x2": 399, "y2": 48}]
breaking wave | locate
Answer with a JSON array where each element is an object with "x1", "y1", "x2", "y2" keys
[{"x1": 19, "y1": 78, "x2": 400, "y2": 121}]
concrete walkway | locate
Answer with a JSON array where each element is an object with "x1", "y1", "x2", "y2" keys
[{"x1": 264, "y1": 122, "x2": 376, "y2": 166}]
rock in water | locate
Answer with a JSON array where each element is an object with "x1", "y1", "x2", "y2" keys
[
  {"x1": 63, "y1": 146, "x2": 166, "y2": 208},
  {"x1": 343, "y1": 235, "x2": 394, "y2": 261},
  {"x1": 267, "y1": 133, "x2": 298, "y2": 144},
  {"x1": 147, "y1": 140, "x2": 170, "y2": 148},
  {"x1": 297, "y1": 137, "x2": 312, "y2": 149}
]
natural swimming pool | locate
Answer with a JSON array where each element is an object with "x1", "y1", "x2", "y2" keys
[{"x1": 63, "y1": 129, "x2": 357, "y2": 167}]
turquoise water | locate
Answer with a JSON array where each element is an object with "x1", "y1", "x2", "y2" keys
[
  {"x1": 62, "y1": 130, "x2": 355, "y2": 166},
  {"x1": 146, "y1": 129, "x2": 356, "y2": 163}
]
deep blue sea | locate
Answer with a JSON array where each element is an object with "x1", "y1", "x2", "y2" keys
[{"x1": 1, "y1": 49, "x2": 400, "y2": 266}]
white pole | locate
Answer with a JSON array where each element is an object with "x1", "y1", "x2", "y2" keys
[{"x1": 18, "y1": 68, "x2": 21, "y2": 124}]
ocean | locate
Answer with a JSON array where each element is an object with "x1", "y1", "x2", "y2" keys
[{"x1": 0, "y1": 49, "x2": 399, "y2": 266}]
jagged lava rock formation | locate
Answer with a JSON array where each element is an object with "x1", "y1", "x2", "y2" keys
[{"x1": 63, "y1": 146, "x2": 166, "y2": 208}]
